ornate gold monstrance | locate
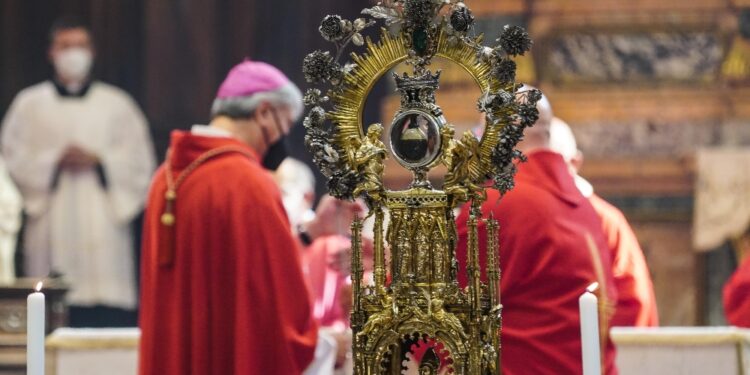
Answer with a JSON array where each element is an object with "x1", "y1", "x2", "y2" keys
[{"x1": 303, "y1": 1, "x2": 543, "y2": 373}]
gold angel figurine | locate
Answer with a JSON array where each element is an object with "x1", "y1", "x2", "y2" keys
[
  {"x1": 481, "y1": 340, "x2": 498, "y2": 373},
  {"x1": 443, "y1": 130, "x2": 482, "y2": 201},
  {"x1": 350, "y1": 124, "x2": 387, "y2": 201},
  {"x1": 430, "y1": 299, "x2": 464, "y2": 336},
  {"x1": 440, "y1": 125, "x2": 457, "y2": 170},
  {"x1": 358, "y1": 295, "x2": 395, "y2": 338}
]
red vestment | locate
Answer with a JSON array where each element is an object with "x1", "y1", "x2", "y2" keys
[
  {"x1": 456, "y1": 151, "x2": 618, "y2": 375},
  {"x1": 302, "y1": 235, "x2": 351, "y2": 330},
  {"x1": 139, "y1": 131, "x2": 317, "y2": 375},
  {"x1": 724, "y1": 255, "x2": 750, "y2": 327},
  {"x1": 590, "y1": 194, "x2": 659, "y2": 327}
]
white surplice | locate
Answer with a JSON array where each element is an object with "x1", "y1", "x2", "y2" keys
[
  {"x1": 1, "y1": 81, "x2": 156, "y2": 309},
  {"x1": 0, "y1": 158, "x2": 21, "y2": 284}
]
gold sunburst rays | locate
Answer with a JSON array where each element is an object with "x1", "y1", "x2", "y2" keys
[
  {"x1": 329, "y1": 27, "x2": 503, "y2": 179},
  {"x1": 329, "y1": 28, "x2": 408, "y2": 155}
]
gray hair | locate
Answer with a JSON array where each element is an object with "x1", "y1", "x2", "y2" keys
[{"x1": 210, "y1": 82, "x2": 303, "y2": 121}]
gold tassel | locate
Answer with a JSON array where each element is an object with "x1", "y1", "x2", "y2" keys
[{"x1": 158, "y1": 189, "x2": 177, "y2": 266}]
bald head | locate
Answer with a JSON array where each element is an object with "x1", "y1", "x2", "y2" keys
[
  {"x1": 547, "y1": 116, "x2": 584, "y2": 173},
  {"x1": 515, "y1": 86, "x2": 553, "y2": 153},
  {"x1": 274, "y1": 158, "x2": 315, "y2": 198},
  {"x1": 549, "y1": 117, "x2": 577, "y2": 162},
  {"x1": 274, "y1": 158, "x2": 316, "y2": 229}
]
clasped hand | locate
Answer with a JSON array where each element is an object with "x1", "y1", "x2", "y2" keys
[{"x1": 58, "y1": 145, "x2": 100, "y2": 171}]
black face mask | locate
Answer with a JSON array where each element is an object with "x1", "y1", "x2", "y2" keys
[
  {"x1": 262, "y1": 136, "x2": 288, "y2": 171},
  {"x1": 261, "y1": 109, "x2": 289, "y2": 171}
]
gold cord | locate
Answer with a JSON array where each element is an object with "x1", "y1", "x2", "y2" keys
[{"x1": 161, "y1": 146, "x2": 256, "y2": 226}]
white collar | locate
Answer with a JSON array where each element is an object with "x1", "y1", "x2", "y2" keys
[{"x1": 190, "y1": 124, "x2": 232, "y2": 138}]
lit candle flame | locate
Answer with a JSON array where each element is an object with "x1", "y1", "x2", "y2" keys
[
  {"x1": 586, "y1": 282, "x2": 599, "y2": 294},
  {"x1": 35, "y1": 281, "x2": 43, "y2": 292}
]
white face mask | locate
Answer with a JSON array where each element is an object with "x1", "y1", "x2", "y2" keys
[{"x1": 53, "y1": 47, "x2": 93, "y2": 83}]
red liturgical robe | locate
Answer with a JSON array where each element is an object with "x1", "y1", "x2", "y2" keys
[
  {"x1": 590, "y1": 194, "x2": 659, "y2": 327},
  {"x1": 139, "y1": 131, "x2": 317, "y2": 375},
  {"x1": 302, "y1": 235, "x2": 351, "y2": 330},
  {"x1": 456, "y1": 151, "x2": 618, "y2": 375},
  {"x1": 724, "y1": 255, "x2": 750, "y2": 327}
]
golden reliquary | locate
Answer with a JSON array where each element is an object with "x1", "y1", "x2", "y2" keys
[{"x1": 302, "y1": 1, "x2": 543, "y2": 373}]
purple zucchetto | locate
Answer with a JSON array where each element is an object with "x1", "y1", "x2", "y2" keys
[{"x1": 216, "y1": 60, "x2": 292, "y2": 99}]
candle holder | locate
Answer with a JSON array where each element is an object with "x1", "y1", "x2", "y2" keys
[{"x1": 303, "y1": 1, "x2": 541, "y2": 373}]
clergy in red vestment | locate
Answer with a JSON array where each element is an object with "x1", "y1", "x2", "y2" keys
[
  {"x1": 587, "y1": 194, "x2": 659, "y2": 327},
  {"x1": 456, "y1": 95, "x2": 619, "y2": 375},
  {"x1": 724, "y1": 253, "x2": 750, "y2": 327},
  {"x1": 274, "y1": 158, "x2": 366, "y2": 331},
  {"x1": 139, "y1": 61, "x2": 356, "y2": 375},
  {"x1": 550, "y1": 117, "x2": 659, "y2": 327}
]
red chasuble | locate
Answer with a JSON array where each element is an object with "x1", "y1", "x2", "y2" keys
[
  {"x1": 590, "y1": 194, "x2": 659, "y2": 327},
  {"x1": 724, "y1": 255, "x2": 750, "y2": 327},
  {"x1": 139, "y1": 131, "x2": 317, "y2": 375},
  {"x1": 456, "y1": 151, "x2": 618, "y2": 375}
]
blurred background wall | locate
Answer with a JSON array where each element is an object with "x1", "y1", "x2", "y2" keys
[{"x1": 2, "y1": 0, "x2": 750, "y2": 326}]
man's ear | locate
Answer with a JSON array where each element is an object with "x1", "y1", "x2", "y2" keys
[
  {"x1": 254, "y1": 102, "x2": 275, "y2": 127},
  {"x1": 571, "y1": 149, "x2": 584, "y2": 173}
]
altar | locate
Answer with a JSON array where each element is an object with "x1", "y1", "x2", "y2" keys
[
  {"x1": 612, "y1": 327, "x2": 750, "y2": 375},
  {"x1": 36, "y1": 327, "x2": 750, "y2": 375},
  {"x1": 45, "y1": 328, "x2": 138, "y2": 375}
]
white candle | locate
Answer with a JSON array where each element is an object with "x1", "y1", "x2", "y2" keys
[
  {"x1": 27, "y1": 281, "x2": 45, "y2": 375},
  {"x1": 579, "y1": 282, "x2": 601, "y2": 375}
]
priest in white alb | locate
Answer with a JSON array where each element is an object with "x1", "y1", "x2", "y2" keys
[{"x1": 0, "y1": 17, "x2": 155, "y2": 326}]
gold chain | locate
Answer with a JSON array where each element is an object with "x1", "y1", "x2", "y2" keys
[{"x1": 160, "y1": 145, "x2": 256, "y2": 226}]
